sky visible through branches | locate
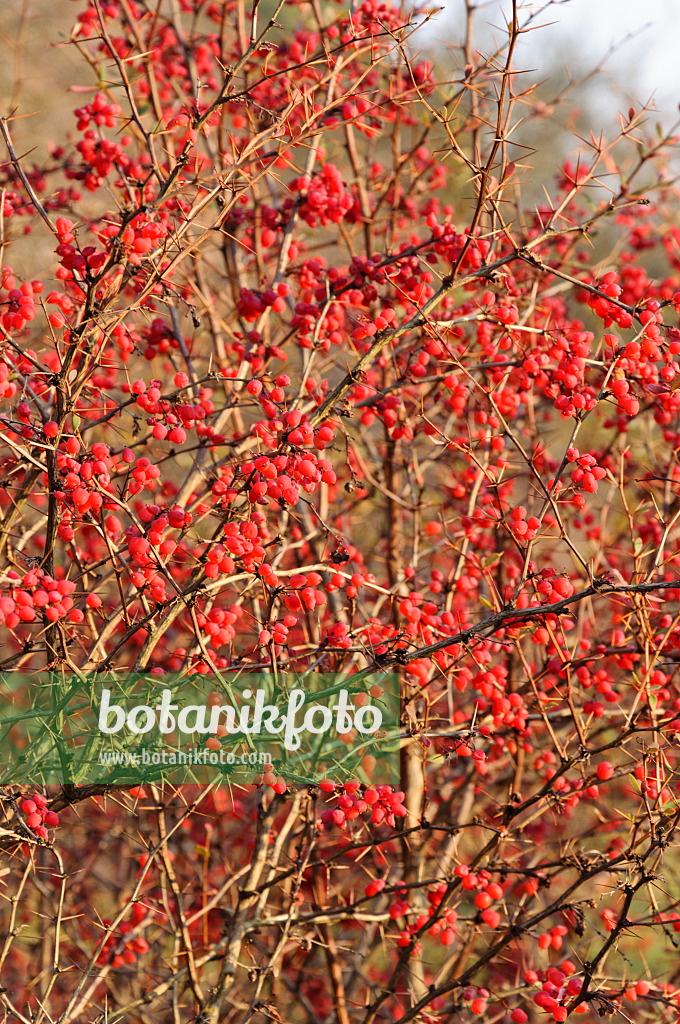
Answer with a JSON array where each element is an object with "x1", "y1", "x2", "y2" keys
[{"x1": 427, "y1": 0, "x2": 680, "y2": 126}]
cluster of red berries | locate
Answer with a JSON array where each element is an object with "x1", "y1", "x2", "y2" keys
[
  {"x1": 258, "y1": 615, "x2": 297, "y2": 647},
  {"x1": 72, "y1": 130, "x2": 132, "y2": 193},
  {"x1": 97, "y1": 903, "x2": 149, "y2": 968},
  {"x1": 290, "y1": 165, "x2": 356, "y2": 228},
  {"x1": 252, "y1": 765, "x2": 288, "y2": 794},
  {"x1": 534, "y1": 568, "x2": 575, "y2": 602},
  {"x1": 528, "y1": 961, "x2": 586, "y2": 1019},
  {"x1": 241, "y1": 448, "x2": 336, "y2": 509},
  {"x1": 73, "y1": 92, "x2": 121, "y2": 131},
  {"x1": 506, "y1": 504, "x2": 542, "y2": 542},
  {"x1": 284, "y1": 572, "x2": 326, "y2": 613},
  {"x1": 237, "y1": 282, "x2": 289, "y2": 322},
  {"x1": 0, "y1": 361, "x2": 16, "y2": 401},
  {"x1": 130, "y1": 377, "x2": 220, "y2": 442},
  {"x1": 424, "y1": 212, "x2": 493, "y2": 273},
  {"x1": 0, "y1": 266, "x2": 41, "y2": 332},
  {"x1": 1, "y1": 569, "x2": 81, "y2": 626},
  {"x1": 195, "y1": 604, "x2": 244, "y2": 649},
  {"x1": 46, "y1": 288, "x2": 76, "y2": 328},
  {"x1": 586, "y1": 271, "x2": 634, "y2": 329},
  {"x1": 609, "y1": 376, "x2": 641, "y2": 417},
  {"x1": 391, "y1": 881, "x2": 463, "y2": 950},
  {"x1": 125, "y1": 454, "x2": 163, "y2": 496},
  {"x1": 221, "y1": 518, "x2": 266, "y2": 568},
  {"x1": 51, "y1": 216, "x2": 108, "y2": 287},
  {"x1": 100, "y1": 215, "x2": 168, "y2": 269},
  {"x1": 317, "y1": 779, "x2": 407, "y2": 830},
  {"x1": 20, "y1": 792, "x2": 59, "y2": 841},
  {"x1": 567, "y1": 448, "x2": 607, "y2": 496}
]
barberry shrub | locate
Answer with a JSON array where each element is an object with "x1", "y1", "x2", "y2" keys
[{"x1": 1, "y1": 1, "x2": 680, "y2": 1022}]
